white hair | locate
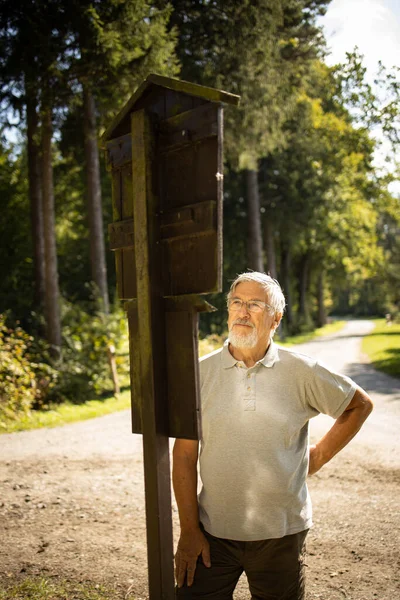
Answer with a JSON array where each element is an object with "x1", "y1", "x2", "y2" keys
[{"x1": 227, "y1": 272, "x2": 286, "y2": 317}]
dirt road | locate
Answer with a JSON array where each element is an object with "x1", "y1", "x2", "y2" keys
[{"x1": 0, "y1": 320, "x2": 399, "y2": 600}]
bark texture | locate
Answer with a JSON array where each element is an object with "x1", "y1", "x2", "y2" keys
[
  {"x1": 264, "y1": 216, "x2": 277, "y2": 279},
  {"x1": 298, "y1": 252, "x2": 311, "y2": 323},
  {"x1": 83, "y1": 85, "x2": 109, "y2": 313},
  {"x1": 27, "y1": 93, "x2": 46, "y2": 311},
  {"x1": 246, "y1": 168, "x2": 264, "y2": 272},
  {"x1": 317, "y1": 269, "x2": 327, "y2": 327},
  {"x1": 280, "y1": 245, "x2": 293, "y2": 327},
  {"x1": 41, "y1": 102, "x2": 62, "y2": 358}
]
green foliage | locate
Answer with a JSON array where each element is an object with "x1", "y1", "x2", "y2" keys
[
  {"x1": 170, "y1": 0, "x2": 329, "y2": 167},
  {"x1": 0, "y1": 301, "x2": 130, "y2": 425},
  {"x1": 254, "y1": 59, "x2": 391, "y2": 331},
  {"x1": 63, "y1": 0, "x2": 180, "y2": 125},
  {"x1": 51, "y1": 301, "x2": 129, "y2": 403},
  {"x1": 0, "y1": 315, "x2": 57, "y2": 424}
]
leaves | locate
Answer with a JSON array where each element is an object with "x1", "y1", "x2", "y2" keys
[{"x1": 0, "y1": 315, "x2": 57, "y2": 421}]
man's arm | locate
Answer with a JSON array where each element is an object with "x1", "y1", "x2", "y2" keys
[
  {"x1": 172, "y1": 438, "x2": 211, "y2": 587},
  {"x1": 309, "y1": 387, "x2": 373, "y2": 475}
]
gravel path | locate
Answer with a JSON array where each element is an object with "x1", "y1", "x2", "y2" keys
[{"x1": 0, "y1": 320, "x2": 399, "y2": 600}]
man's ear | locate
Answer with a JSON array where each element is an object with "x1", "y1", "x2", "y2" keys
[{"x1": 274, "y1": 313, "x2": 283, "y2": 331}]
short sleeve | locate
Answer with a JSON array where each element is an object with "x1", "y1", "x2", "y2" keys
[{"x1": 306, "y1": 362, "x2": 357, "y2": 418}]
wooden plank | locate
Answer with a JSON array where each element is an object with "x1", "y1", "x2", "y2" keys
[
  {"x1": 121, "y1": 164, "x2": 133, "y2": 219},
  {"x1": 102, "y1": 73, "x2": 240, "y2": 145},
  {"x1": 164, "y1": 295, "x2": 217, "y2": 314},
  {"x1": 216, "y1": 107, "x2": 224, "y2": 291},
  {"x1": 105, "y1": 134, "x2": 132, "y2": 169},
  {"x1": 148, "y1": 73, "x2": 240, "y2": 107},
  {"x1": 164, "y1": 89, "x2": 195, "y2": 119},
  {"x1": 163, "y1": 231, "x2": 219, "y2": 295},
  {"x1": 160, "y1": 138, "x2": 220, "y2": 210},
  {"x1": 161, "y1": 144, "x2": 196, "y2": 209},
  {"x1": 159, "y1": 121, "x2": 217, "y2": 152},
  {"x1": 160, "y1": 201, "x2": 216, "y2": 241},
  {"x1": 165, "y1": 310, "x2": 200, "y2": 439},
  {"x1": 118, "y1": 164, "x2": 136, "y2": 299},
  {"x1": 125, "y1": 295, "x2": 214, "y2": 437},
  {"x1": 125, "y1": 300, "x2": 142, "y2": 433},
  {"x1": 111, "y1": 170, "x2": 122, "y2": 221},
  {"x1": 159, "y1": 103, "x2": 219, "y2": 152},
  {"x1": 195, "y1": 137, "x2": 219, "y2": 201},
  {"x1": 164, "y1": 295, "x2": 216, "y2": 439},
  {"x1": 110, "y1": 171, "x2": 124, "y2": 299},
  {"x1": 108, "y1": 219, "x2": 134, "y2": 250},
  {"x1": 122, "y1": 248, "x2": 137, "y2": 299},
  {"x1": 113, "y1": 250, "x2": 124, "y2": 300},
  {"x1": 131, "y1": 109, "x2": 175, "y2": 599}
]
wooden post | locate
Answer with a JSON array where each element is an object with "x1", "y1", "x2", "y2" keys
[
  {"x1": 131, "y1": 109, "x2": 175, "y2": 598},
  {"x1": 104, "y1": 75, "x2": 240, "y2": 599}
]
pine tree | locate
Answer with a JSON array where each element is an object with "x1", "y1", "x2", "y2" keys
[{"x1": 169, "y1": 0, "x2": 329, "y2": 271}]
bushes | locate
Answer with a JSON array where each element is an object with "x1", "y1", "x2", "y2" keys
[
  {"x1": 0, "y1": 305, "x2": 130, "y2": 423},
  {"x1": 0, "y1": 315, "x2": 57, "y2": 423},
  {"x1": 53, "y1": 301, "x2": 129, "y2": 403}
]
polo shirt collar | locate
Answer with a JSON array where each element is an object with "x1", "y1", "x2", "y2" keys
[{"x1": 221, "y1": 339, "x2": 280, "y2": 369}]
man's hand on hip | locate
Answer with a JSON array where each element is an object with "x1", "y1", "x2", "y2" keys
[{"x1": 175, "y1": 528, "x2": 211, "y2": 588}]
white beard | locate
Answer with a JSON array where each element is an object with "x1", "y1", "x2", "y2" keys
[{"x1": 229, "y1": 323, "x2": 258, "y2": 349}]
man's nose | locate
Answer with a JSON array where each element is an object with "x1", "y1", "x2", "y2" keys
[{"x1": 238, "y1": 302, "x2": 251, "y2": 315}]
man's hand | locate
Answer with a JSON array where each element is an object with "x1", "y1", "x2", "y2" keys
[{"x1": 175, "y1": 528, "x2": 211, "y2": 588}]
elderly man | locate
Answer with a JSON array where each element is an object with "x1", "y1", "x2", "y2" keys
[{"x1": 173, "y1": 272, "x2": 373, "y2": 599}]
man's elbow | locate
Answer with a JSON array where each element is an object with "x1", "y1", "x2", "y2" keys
[{"x1": 355, "y1": 387, "x2": 374, "y2": 419}]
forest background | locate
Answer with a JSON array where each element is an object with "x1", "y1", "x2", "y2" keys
[{"x1": 0, "y1": 0, "x2": 399, "y2": 423}]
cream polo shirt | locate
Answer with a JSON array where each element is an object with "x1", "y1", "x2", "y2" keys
[{"x1": 198, "y1": 339, "x2": 357, "y2": 541}]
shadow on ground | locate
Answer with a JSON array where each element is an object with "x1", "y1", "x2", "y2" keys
[{"x1": 345, "y1": 361, "x2": 400, "y2": 397}]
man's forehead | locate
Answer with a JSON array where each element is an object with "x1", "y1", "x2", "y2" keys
[{"x1": 233, "y1": 281, "x2": 268, "y2": 299}]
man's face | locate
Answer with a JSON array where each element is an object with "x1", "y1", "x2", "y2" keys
[{"x1": 227, "y1": 281, "x2": 279, "y2": 349}]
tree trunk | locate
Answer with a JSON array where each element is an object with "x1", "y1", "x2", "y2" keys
[
  {"x1": 264, "y1": 216, "x2": 277, "y2": 279},
  {"x1": 280, "y1": 244, "x2": 293, "y2": 328},
  {"x1": 107, "y1": 343, "x2": 120, "y2": 396},
  {"x1": 246, "y1": 168, "x2": 264, "y2": 272},
  {"x1": 41, "y1": 101, "x2": 62, "y2": 358},
  {"x1": 26, "y1": 93, "x2": 46, "y2": 312},
  {"x1": 316, "y1": 269, "x2": 327, "y2": 327},
  {"x1": 298, "y1": 252, "x2": 311, "y2": 324},
  {"x1": 83, "y1": 85, "x2": 109, "y2": 314}
]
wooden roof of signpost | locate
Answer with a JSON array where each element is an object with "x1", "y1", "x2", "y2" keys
[{"x1": 102, "y1": 73, "x2": 240, "y2": 143}]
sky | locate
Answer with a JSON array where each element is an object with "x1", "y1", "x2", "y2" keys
[{"x1": 319, "y1": 0, "x2": 400, "y2": 74}]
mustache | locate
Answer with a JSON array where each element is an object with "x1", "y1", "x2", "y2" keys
[{"x1": 231, "y1": 318, "x2": 255, "y2": 328}]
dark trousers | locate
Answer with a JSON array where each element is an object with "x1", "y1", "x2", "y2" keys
[{"x1": 176, "y1": 527, "x2": 308, "y2": 600}]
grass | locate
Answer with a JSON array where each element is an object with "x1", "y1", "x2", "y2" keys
[
  {"x1": 0, "y1": 577, "x2": 127, "y2": 600},
  {"x1": 361, "y1": 318, "x2": 400, "y2": 378},
  {"x1": 0, "y1": 389, "x2": 131, "y2": 435}
]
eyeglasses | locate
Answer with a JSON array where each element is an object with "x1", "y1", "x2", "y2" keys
[{"x1": 227, "y1": 299, "x2": 273, "y2": 314}]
